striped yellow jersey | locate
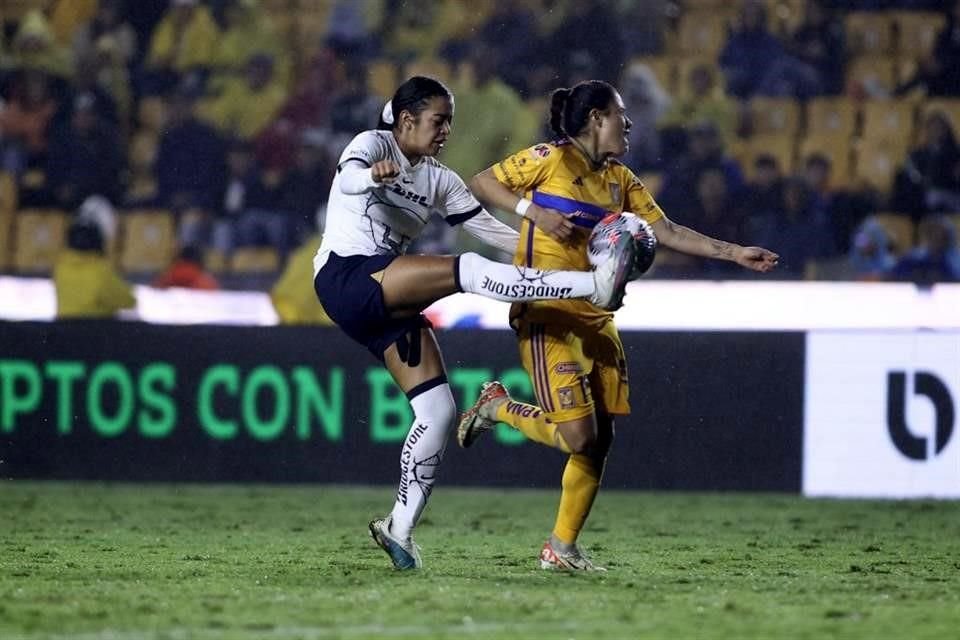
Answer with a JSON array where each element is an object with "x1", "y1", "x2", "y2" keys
[{"x1": 492, "y1": 140, "x2": 664, "y2": 328}]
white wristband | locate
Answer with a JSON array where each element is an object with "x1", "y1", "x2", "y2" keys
[{"x1": 514, "y1": 198, "x2": 532, "y2": 217}]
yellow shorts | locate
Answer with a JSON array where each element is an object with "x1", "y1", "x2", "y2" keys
[{"x1": 515, "y1": 318, "x2": 630, "y2": 422}]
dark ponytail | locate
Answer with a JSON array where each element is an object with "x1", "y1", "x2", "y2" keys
[
  {"x1": 549, "y1": 88, "x2": 571, "y2": 138},
  {"x1": 548, "y1": 80, "x2": 617, "y2": 139},
  {"x1": 377, "y1": 76, "x2": 452, "y2": 130}
]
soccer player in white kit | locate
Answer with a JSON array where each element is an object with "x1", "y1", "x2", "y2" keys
[{"x1": 313, "y1": 76, "x2": 637, "y2": 570}]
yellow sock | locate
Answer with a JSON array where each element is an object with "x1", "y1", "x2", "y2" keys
[
  {"x1": 552, "y1": 454, "x2": 602, "y2": 544},
  {"x1": 494, "y1": 400, "x2": 571, "y2": 452}
]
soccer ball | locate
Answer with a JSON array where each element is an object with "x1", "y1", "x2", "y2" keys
[{"x1": 587, "y1": 212, "x2": 657, "y2": 278}]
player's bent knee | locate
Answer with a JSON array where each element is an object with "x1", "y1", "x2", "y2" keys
[
  {"x1": 561, "y1": 427, "x2": 598, "y2": 455},
  {"x1": 435, "y1": 396, "x2": 457, "y2": 430}
]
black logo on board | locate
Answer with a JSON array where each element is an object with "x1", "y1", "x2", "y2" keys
[{"x1": 886, "y1": 371, "x2": 955, "y2": 460}]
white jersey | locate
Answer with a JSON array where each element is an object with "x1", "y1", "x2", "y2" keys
[{"x1": 314, "y1": 130, "x2": 487, "y2": 275}]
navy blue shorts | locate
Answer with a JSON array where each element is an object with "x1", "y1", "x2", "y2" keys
[{"x1": 314, "y1": 252, "x2": 431, "y2": 361}]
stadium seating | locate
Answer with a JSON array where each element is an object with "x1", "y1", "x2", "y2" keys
[
  {"x1": 847, "y1": 55, "x2": 898, "y2": 95},
  {"x1": 798, "y1": 135, "x2": 854, "y2": 187},
  {"x1": 11, "y1": 209, "x2": 70, "y2": 275},
  {"x1": 805, "y1": 97, "x2": 858, "y2": 139},
  {"x1": 404, "y1": 58, "x2": 453, "y2": 84},
  {"x1": 740, "y1": 134, "x2": 797, "y2": 179},
  {"x1": 853, "y1": 140, "x2": 901, "y2": 194},
  {"x1": 749, "y1": 97, "x2": 801, "y2": 138},
  {"x1": 119, "y1": 210, "x2": 176, "y2": 275},
  {"x1": 230, "y1": 247, "x2": 280, "y2": 274},
  {"x1": 676, "y1": 11, "x2": 730, "y2": 57},
  {"x1": 631, "y1": 57, "x2": 677, "y2": 96},
  {"x1": 845, "y1": 12, "x2": 895, "y2": 56},
  {"x1": 368, "y1": 59, "x2": 399, "y2": 100},
  {"x1": 0, "y1": 172, "x2": 17, "y2": 216},
  {"x1": 861, "y1": 99, "x2": 916, "y2": 157},
  {"x1": 891, "y1": 11, "x2": 945, "y2": 60}
]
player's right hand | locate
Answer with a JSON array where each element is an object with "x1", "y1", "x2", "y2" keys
[
  {"x1": 371, "y1": 160, "x2": 401, "y2": 184},
  {"x1": 528, "y1": 204, "x2": 577, "y2": 243}
]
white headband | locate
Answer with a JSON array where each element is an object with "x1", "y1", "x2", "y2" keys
[{"x1": 381, "y1": 100, "x2": 394, "y2": 125}]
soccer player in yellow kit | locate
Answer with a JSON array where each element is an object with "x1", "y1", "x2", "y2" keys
[{"x1": 461, "y1": 80, "x2": 779, "y2": 570}]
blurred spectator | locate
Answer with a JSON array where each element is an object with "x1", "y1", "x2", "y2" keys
[
  {"x1": 442, "y1": 42, "x2": 537, "y2": 182},
  {"x1": 326, "y1": 0, "x2": 387, "y2": 60},
  {"x1": 755, "y1": 0, "x2": 843, "y2": 98},
  {"x1": 210, "y1": 0, "x2": 291, "y2": 91},
  {"x1": 144, "y1": 0, "x2": 219, "y2": 94},
  {"x1": 279, "y1": 129, "x2": 335, "y2": 245},
  {"x1": 387, "y1": 0, "x2": 487, "y2": 62},
  {"x1": 895, "y1": 0, "x2": 960, "y2": 97},
  {"x1": 213, "y1": 140, "x2": 289, "y2": 256},
  {"x1": 741, "y1": 154, "x2": 785, "y2": 235},
  {"x1": 549, "y1": 0, "x2": 624, "y2": 87},
  {"x1": 658, "y1": 121, "x2": 746, "y2": 223},
  {"x1": 153, "y1": 244, "x2": 220, "y2": 290},
  {"x1": 619, "y1": 63, "x2": 672, "y2": 171},
  {"x1": 892, "y1": 110, "x2": 960, "y2": 219},
  {"x1": 748, "y1": 177, "x2": 836, "y2": 277},
  {"x1": 690, "y1": 168, "x2": 746, "y2": 277},
  {"x1": 72, "y1": 0, "x2": 138, "y2": 70},
  {"x1": 659, "y1": 63, "x2": 739, "y2": 149},
  {"x1": 54, "y1": 217, "x2": 135, "y2": 319},
  {"x1": 797, "y1": 152, "x2": 845, "y2": 253},
  {"x1": 328, "y1": 61, "x2": 383, "y2": 144},
  {"x1": 848, "y1": 217, "x2": 897, "y2": 281},
  {"x1": 70, "y1": 54, "x2": 121, "y2": 126},
  {"x1": 891, "y1": 214, "x2": 960, "y2": 283},
  {"x1": 49, "y1": 0, "x2": 99, "y2": 46},
  {"x1": 270, "y1": 232, "x2": 334, "y2": 325},
  {"x1": 720, "y1": 1, "x2": 787, "y2": 99},
  {"x1": 0, "y1": 70, "x2": 59, "y2": 176},
  {"x1": 46, "y1": 92, "x2": 124, "y2": 211},
  {"x1": 199, "y1": 53, "x2": 287, "y2": 141},
  {"x1": 77, "y1": 194, "x2": 119, "y2": 247},
  {"x1": 476, "y1": 3, "x2": 540, "y2": 96},
  {"x1": 8, "y1": 10, "x2": 73, "y2": 79},
  {"x1": 155, "y1": 86, "x2": 227, "y2": 244},
  {"x1": 619, "y1": 0, "x2": 667, "y2": 58},
  {"x1": 254, "y1": 48, "x2": 337, "y2": 172}
]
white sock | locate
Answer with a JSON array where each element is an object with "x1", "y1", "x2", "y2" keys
[
  {"x1": 389, "y1": 379, "x2": 456, "y2": 541},
  {"x1": 456, "y1": 252, "x2": 594, "y2": 303}
]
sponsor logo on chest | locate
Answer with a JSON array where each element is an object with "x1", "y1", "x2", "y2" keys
[{"x1": 389, "y1": 182, "x2": 429, "y2": 207}]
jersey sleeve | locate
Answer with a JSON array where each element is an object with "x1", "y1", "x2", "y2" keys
[
  {"x1": 337, "y1": 130, "x2": 389, "y2": 169},
  {"x1": 622, "y1": 167, "x2": 665, "y2": 224},
  {"x1": 437, "y1": 167, "x2": 483, "y2": 225},
  {"x1": 491, "y1": 143, "x2": 559, "y2": 194}
]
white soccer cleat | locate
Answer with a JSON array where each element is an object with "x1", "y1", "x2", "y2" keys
[
  {"x1": 588, "y1": 229, "x2": 638, "y2": 311},
  {"x1": 456, "y1": 381, "x2": 509, "y2": 448},
  {"x1": 368, "y1": 516, "x2": 422, "y2": 570},
  {"x1": 539, "y1": 539, "x2": 607, "y2": 572}
]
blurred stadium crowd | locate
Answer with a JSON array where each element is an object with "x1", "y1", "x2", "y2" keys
[{"x1": 1, "y1": 0, "x2": 959, "y2": 309}]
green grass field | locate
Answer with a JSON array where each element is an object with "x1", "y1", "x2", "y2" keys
[{"x1": 1, "y1": 482, "x2": 958, "y2": 640}]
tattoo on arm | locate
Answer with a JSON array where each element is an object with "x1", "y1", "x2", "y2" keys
[
  {"x1": 664, "y1": 219, "x2": 736, "y2": 260},
  {"x1": 708, "y1": 237, "x2": 735, "y2": 260}
]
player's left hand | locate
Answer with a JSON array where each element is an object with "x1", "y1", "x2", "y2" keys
[{"x1": 735, "y1": 246, "x2": 779, "y2": 272}]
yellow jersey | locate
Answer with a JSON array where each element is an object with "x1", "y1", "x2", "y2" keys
[{"x1": 492, "y1": 140, "x2": 664, "y2": 328}]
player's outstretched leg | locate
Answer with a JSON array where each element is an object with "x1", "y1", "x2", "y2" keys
[
  {"x1": 369, "y1": 516, "x2": 422, "y2": 570},
  {"x1": 539, "y1": 538, "x2": 607, "y2": 571},
  {"x1": 456, "y1": 381, "x2": 509, "y2": 448},
  {"x1": 455, "y1": 232, "x2": 636, "y2": 312}
]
